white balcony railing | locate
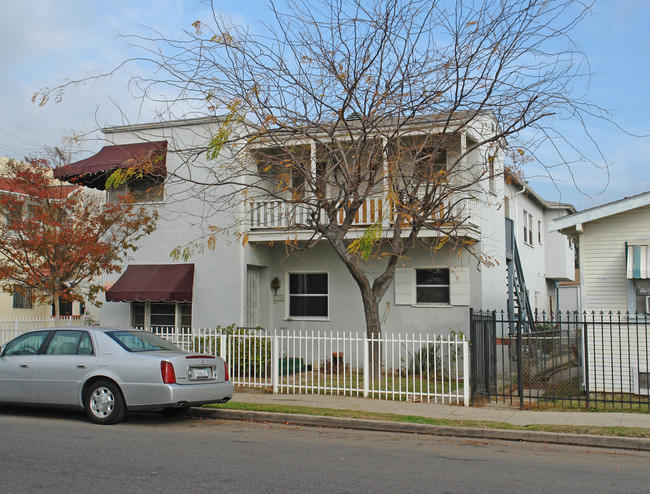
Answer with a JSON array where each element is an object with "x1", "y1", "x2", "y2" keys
[{"x1": 248, "y1": 194, "x2": 479, "y2": 231}]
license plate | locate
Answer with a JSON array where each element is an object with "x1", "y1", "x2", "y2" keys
[{"x1": 191, "y1": 367, "x2": 211, "y2": 379}]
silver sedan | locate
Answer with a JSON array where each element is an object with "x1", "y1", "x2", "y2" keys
[{"x1": 0, "y1": 327, "x2": 233, "y2": 424}]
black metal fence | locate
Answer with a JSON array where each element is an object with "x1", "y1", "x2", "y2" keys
[{"x1": 470, "y1": 310, "x2": 650, "y2": 409}]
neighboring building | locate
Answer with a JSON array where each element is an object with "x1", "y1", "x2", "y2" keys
[
  {"x1": 503, "y1": 171, "x2": 576, "y2": 316},
  {"x1": 54, "y1": 116, "x2": 574, "y2": 335},
  {"x1": 551, "y1": 191, "x2": 650, "y2": 394},
  {"x1": 551, "y1": 191, "x2": 650, "y2": 315},
  {"x1": 0, "y1": 167, "x2": 87, "y2": 320}
]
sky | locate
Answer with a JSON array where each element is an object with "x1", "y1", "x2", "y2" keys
[{"x1": 0, "y1": 0, "x2": 649, "y2": 212}]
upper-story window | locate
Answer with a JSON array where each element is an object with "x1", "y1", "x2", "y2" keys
[
  {"x1": 4, "y1": 203, "x2": 22, "y2": 227},
  {"x1": 537, "y1": 220, "x2": 542, "y2": 244},
  {"x1": 523, "y1": 210, "x2": 533, "y2": 246},
  {"x1": 488, "y1": 156, "x2": 496, "y2": 193},
  {"x1": 107, "y1": 176, "x2": 164, "y2": 204}
]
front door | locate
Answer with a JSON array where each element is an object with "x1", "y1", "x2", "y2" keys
[{"x1": 246, "y1": 268, "x2": 259, "y2": 328}]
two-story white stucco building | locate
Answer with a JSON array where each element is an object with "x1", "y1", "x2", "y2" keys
[{"x1": 54, "y1": 115, "x2": 575, "y2": 335}]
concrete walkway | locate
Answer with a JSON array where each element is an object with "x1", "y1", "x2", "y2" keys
[{"x1": 228, "y1": 387, "x2": 650, "y2": 429}]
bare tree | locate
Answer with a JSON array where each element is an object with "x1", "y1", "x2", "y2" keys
[{"x1": 36, "y1": 0, "x2": 601, "y2": 338}]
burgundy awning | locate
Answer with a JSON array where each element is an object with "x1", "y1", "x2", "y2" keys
[
  {"x1": 54, "y1": 141, "x2": 167, "y2": 189},
  {"x1": 106, "y1": 264, "x2": 194, "y2": 303}
]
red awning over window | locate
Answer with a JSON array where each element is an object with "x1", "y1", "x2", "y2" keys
[
  {"x1": 106, "y1": 264, "x2": 194, "y2": 303},
  {"x1": 54, "y1": 141, "x2": 167, "y2": 189}
]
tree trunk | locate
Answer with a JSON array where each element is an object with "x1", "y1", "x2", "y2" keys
[
  {"x1": 53, "y1": 296, "x2": 60, "y2": 327},
  {"x1": 359, "y1": 284, "x2": 382, "y2": 378}
]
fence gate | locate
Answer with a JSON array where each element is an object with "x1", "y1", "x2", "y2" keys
[{"x1": 469, "y1": 309, "x2": 497, "y2": 403}]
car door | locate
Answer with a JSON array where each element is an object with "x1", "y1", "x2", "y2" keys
[
  {"x1": 31, "y1": 330, "x2": 98, "y2": 406},
  {"x1": 0, "y1": 331, "x2": 50, "y2": 403}
]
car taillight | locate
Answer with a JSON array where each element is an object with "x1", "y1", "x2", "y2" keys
[
  {"x1": 161, "y1": 361, "x2": 176, "y2": 384},
  {"x1": 224, "y1": 361, "x2": 230, "y2": 381}
]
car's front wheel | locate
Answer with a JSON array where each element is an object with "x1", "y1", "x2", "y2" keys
[{"x1": 84, "y1": 380, "x2": 126, "y2": 425}]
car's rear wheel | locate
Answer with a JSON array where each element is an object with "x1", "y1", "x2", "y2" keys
[{"x1": 84, "y1": 380, "x2": 126, "y2": 425}]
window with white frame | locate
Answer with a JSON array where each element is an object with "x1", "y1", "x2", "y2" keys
[
  {"x1": 634, "y1": 280, "x2": 650, "y2": 314},
  {"x1": 107, "y1": 176, "x2": 164, "y2": 204},
  {"x1": 523, "y1": 210, "x2": 533, "y2": 245},
  {"x1": 537, "y1": 220, "x2": 542, "y2": 244},
  {"x1": 488, "y1": 156, "x2": 496, "y2": 193},
  {"x1": 415, "y1": 268, "x2": 450, "y2": 304},
  {"x1": 288, "y1": 273, "x2": 328, "y2": 318},
  {"x1": 633, "y1": 367, "x2": 650, "y2": 395},
  {"x1": 395, "y1": 267, "x2": 469, "y2": 306},
  {"x1": 131, "y1": 301, "x2": 192, "y2": 331}
]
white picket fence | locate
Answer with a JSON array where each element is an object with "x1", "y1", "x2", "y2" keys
[
  {"x1": 0, "y1": 320, "x2": 469, "y2": 405},
  {"x1": 153, "y1": 327, "x2": 470, "y2": 405},
  {"x1": 0, "y1": 316, "x2": 85, "y2": 345}
]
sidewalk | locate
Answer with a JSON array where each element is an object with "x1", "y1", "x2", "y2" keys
[
  {"x1": 227, "y1": 388, "x2": 650, "y2": 428},
  {"x1": 191, "y1": 388, "x2": 650, "y2": 451}
]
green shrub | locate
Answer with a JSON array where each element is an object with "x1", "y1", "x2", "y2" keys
[
  {"x1": 191, "y1": 324, "x2": 272, "y2": 377},
  {"x1": 407, "y1": 330, "x2": 465, "y2": 378}
]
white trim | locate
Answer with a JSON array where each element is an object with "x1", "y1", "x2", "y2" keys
[{"x1": 550, "y1": 191, "x2": 650, "y2": 232}]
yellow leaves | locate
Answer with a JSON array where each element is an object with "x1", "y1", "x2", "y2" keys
[
  {"x1": 192, "y1": 20, "x2": 202, "y2": 35},
  {"x1": 211, "y1": 32, "x2": 234, "y2": 45},
  {"x1": 348, "y1": 220, "x2": 382, "y2": 261},
  {"x1": 241, "y1": 233, "x2": 249, "y2": 247}
]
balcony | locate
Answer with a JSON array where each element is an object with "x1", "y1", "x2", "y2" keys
[{"x1": 247, "y1": 193, "x2": 481, "y2": 241}]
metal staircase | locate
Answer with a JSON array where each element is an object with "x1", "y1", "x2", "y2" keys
[{"x1": 505, "y1": 218, "x2": 535, "y2": 334}]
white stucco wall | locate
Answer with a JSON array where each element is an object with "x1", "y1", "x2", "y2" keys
[
  {"x1": 246, "y1": 241, "x2": 489, "y2": 337},
  {"x1": 98, "y1": 119, "x2": 246, "y2": 329}
]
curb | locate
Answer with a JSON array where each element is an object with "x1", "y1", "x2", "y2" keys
[{"x1": 189, "y1": 408, "x2": 650, "y2": 452}]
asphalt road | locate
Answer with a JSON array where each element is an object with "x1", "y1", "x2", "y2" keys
[{"x1": 1, "y1": 407, "x2": 649, "y2": 493}]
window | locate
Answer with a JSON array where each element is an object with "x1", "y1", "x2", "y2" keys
[
  {"x1": 415, "y1": 268, "x2": 450, "y2": 304},
  {"x1": 2, "y1": 331, "x2": 49, "y2": 356},
  {"x1": 635, "y1": 280, "x2": 650, "y2": 314},
  {"x1": 107, "y1": 176, "x2": 164, "y2": 204},
  {"x1": 633, "y1": 367, "x2": 650, "y2": 395},
  {"x1": 26, "y1": 204, "x2": 42, "y2": 220},
  {"x1": 150, "y1": 302, "x2": 176, "y2": 328},
  {"x1": 288, "y1": 273, "x2": 328, "y2": 318},
  {"x1": 107, "y1": 330, "x2": 181, "y2": 352},
  {"x1": 130, "y1": 301, "x2": 192, "y2": 331},
  {"x1": 538, "y1": 220, "x2": 542, "y2": 244},
  {"x1": 4, "y1": 203, "x2": 22, "y2": 227},
  {"x1": 639, "y1": 371, "x2": 650, "y2": 395},
  {"x1": 488, "y1": 155, "x2": 496, "y2": 193},
  {"x1": 51, "y1": 298, "x2": 73, "y2": 316},
  {"x1": 523, "y1": 210, "x2": 533, "y2": 245},
  {"x1": 44, "y1": 330, "x2": 94, "y2": 355},
  {"x1": 13, "y1": 285, "x2": 34, "y2": 309}
]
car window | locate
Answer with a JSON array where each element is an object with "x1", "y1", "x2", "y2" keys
[
  {"x1": 107, "y1": 330, "x2": 182, "y2": 352},
  {"x1": 78, "y1": 332, "x2": 94, "y2": 355},
  {"x1": 2, "y1": 331, "x2": 50, "y2": 356},
  {"x1": 44, "y1": 330, "x2": 94, "y2": 355}
]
